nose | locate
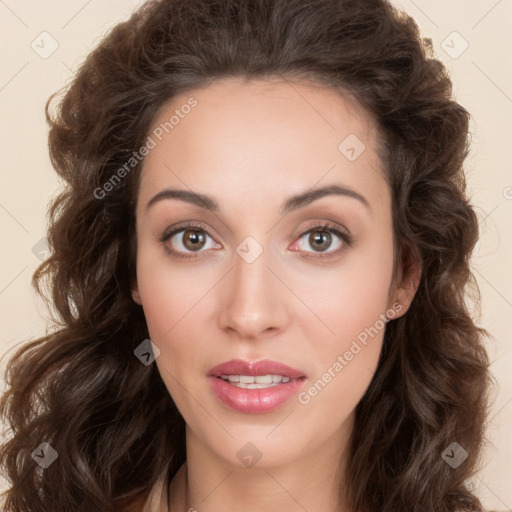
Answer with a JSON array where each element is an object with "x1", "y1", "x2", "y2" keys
[{"x1": 218, "y1": 245, "x2": 289, "y2": 340}]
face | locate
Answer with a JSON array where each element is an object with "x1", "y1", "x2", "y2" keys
[{"x1": 131, "y1": 77, "x2": 413, "y2": 470}]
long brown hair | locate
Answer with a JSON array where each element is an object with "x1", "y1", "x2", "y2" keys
[{"x1": 0, "y1": 0, "x2": 494, "y2": 510}]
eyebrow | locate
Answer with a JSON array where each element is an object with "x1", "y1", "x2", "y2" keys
[{"x1": 146, "y1": 184, "x2": 371, "y2": 215}]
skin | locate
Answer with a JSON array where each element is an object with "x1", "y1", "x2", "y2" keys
[{"x1": 131, "y1": 77, "x2": 419, "y2": 512}]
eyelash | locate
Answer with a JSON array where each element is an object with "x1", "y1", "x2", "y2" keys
[{"x1": 159, "y1": 221, "x2": 353, "y2": 261}]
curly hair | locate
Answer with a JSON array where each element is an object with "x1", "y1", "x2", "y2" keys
[{"x1": 0, "y1": 0, "x2": 494, "y2": 511}]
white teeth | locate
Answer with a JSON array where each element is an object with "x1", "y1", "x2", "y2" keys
[
  {"x1": 245, "y1": 382, "x2": 276, "y2": 389},
  {"x1": 221, "y1": 374, "x2": 240, "y2": 382},
  {"x1": 220, "y1": 374, "x2": 293, "y2": 388},
  {"x1": 255, "y1": 375, "x2": 273, "y2": 384}
]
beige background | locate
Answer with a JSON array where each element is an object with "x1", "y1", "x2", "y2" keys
[{"x1": 0, "y1": 0, "x2": 510, "y2": 509}]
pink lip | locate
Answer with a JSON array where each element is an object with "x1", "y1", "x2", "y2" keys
[
  {"x1": 207, "y1": 359, "x2": 306, "y2": 379},
  {"x1": 207, "y1": 359, "x2": 307, "y2": 414}
]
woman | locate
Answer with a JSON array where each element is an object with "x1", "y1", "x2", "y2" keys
[{"x1": 0, "y1": 0, "x2": 493, "y2": 511}]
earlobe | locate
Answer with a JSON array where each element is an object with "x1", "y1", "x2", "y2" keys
[
  {"x1": 131, "y1": 280, "x2": 142, "y2": 305},
  {"x1": 394, "y1": 278, "x2": 419, "y2": 316},
  {"x1": 392, "y1": 263, "x2": 421, "y2": 319},
  {"x1": 388, "y1": 245, "x2": 422, "y2": 319}
]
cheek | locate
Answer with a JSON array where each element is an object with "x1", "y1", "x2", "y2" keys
[
  {"x1": 296, "y1": 283, "x2": 390, "y2": 427},
  {"x1": 298, "y1": 333, "x2": 383, "y2": 433},
  {"x1": 294, "y1": 233, "x2": 394, "y2": 402},
  {"x1": 296, "y1": 233, "x2": 394, "y2": 345},
  {"x1": 135, "y1": 243, "x2": 213, "y2": 337},
  {"x1": 135, "y1": 266, "x2": 199, "y2": 402},
  {"x1": 134, "y1": 246, "x2": 220, "y2": 390}
]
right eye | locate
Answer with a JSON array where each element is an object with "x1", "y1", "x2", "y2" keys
[{"x1": 160, "y1": 223, "x2": 221, "y2": 260}]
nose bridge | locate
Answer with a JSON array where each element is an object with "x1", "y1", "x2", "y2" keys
[{"x1": 219, "y1": 239, "x2": 287, "y2": 338}]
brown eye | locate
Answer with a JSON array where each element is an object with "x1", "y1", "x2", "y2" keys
[
  {"x1": 182, "y1": 229, "x2": 206, "y2": 251},
  {"x1": 292, "y1": 223, "x2": 350, "y2": 258},
  {"x1": 308, "y1": 230, "x2": 332, "y2": 252},
  {"x1": 162, "y1": 225, "x2": 220, "y2": 259}
]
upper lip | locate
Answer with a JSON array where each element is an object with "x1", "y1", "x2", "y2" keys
[{"x1": 208, "y1": 359, "x2": 306, "y2": 379}]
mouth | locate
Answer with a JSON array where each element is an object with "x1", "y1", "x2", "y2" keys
[{"x1": 207, "y1": 359, "x2": 307, "y2": 414}]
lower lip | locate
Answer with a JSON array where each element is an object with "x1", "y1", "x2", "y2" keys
[{"x1": 207, "y1": 376, "x2": 306, "y2": 414}]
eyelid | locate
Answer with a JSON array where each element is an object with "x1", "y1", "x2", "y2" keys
[{"x1": 161, "y1": 221, "x2": 216, "y2": 242}]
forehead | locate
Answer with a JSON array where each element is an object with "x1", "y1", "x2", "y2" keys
[{"x1": 137, "y1": 77, "x2": 388, "y2": 215}]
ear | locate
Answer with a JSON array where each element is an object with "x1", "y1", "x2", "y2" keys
[
  {"x1": 388, "y1": 245, "x2": 421, "y2": 319},
  {"x1": 131, "y1": 277, "x2": 142, "y2": 305}
]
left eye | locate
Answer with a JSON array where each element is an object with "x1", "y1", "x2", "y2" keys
[{"x1": 294, "y1": 226, "x2": 345, "y2": 254}]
